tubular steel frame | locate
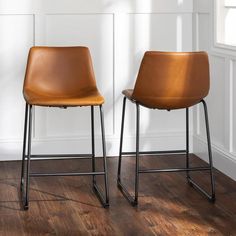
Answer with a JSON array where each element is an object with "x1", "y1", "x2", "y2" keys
[
  {"x1": 20, "y1": 103, "x2": 109, "y2": 210},
  {"x1": 117, "y1": 97, "x2": 215, "y2": 206}
]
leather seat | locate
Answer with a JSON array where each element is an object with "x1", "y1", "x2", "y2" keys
[
  {"x1": 117, "y1": 51, "x2": 215, "y2": 206},
  {"x1": 23, "y1": 46, "x2": 104, "y2": 106},
  {"x1": 24, "y1": 89, "x2": 104, "y2": 107},
  {"x1": 123, "y1": 51, "x2": 209, "y2": 110},
  {"x1": 20, "y1": 46, "x2": 109, "y2": 210}
]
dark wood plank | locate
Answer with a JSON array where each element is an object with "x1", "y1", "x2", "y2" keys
[{"x1": 0, "y1": 155, "x2": 235, "y2": 235}]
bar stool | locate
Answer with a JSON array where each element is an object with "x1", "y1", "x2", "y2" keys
[
  {"x1": 20, "y1": 46, "x2": 109, "y2": 209},
  {"x1": 117, "y1": 51, "x2": 215, "y2": 206}
]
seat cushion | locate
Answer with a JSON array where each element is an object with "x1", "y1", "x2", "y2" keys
[
  {"x1": 23, "y1": 47, "x2": 104, "y2": 107},
  {"x1": 122, "y1": 89, "x2": 202, "y2": 109},
  {"x1": 24, "y1": 89, "x2": 104, "y2": 107},
  {"x1": 131, "y1": 51, "x2": 209, "y2": 110}
]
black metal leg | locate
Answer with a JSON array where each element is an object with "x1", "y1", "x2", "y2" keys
[
  {"x1": 186, "y1": 108, "x2": 190, "y2": 180},
  {"x1": 20, "y1": 104, "x2": 109, "y2": 209},
  {"x1": 202, "y1": 100, "x2": 215, "y2": 200},
  {"x1": 117, "y1": 97, "x2": 140, "y2": 206},
  {"x1": 92, "y1": 105, "x2": 109, "y2": 207},
  {"x1": 134, "y1": 103, "x2": 140, "y2": 204},
  {"x1": 91, "y1": 106, "x2": 95, "y2": 184},
  {"x1": 100, "y1": 105, "x2": 109, "y2": 205},
  {"x1": 187, "y1": 100, "x2": 215, "y2": 202},
  {"x1": 20, "y1": 103, "x2": 29, "y2": 192},
  {"x1": 117, "y1": 98, "x2": 215, "y2": 205},
  {"x1": 117, "y1": 97, "x2": 126, "y2": 180},
  {"x1": 24, "y1": 105, "x2": 33, "y2": 210}
]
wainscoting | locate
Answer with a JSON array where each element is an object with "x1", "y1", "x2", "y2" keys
[
  {"x1": 0, "y1": 0, "x2": 193, "y2": 159},
  {"x1": 193, "y1": 0, "x2": 236, "y2": 180},
  {"x1": 0, "y1": 0, "x2": 235, "y2": 182}
]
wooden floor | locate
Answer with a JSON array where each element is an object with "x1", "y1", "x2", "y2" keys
[{"x1": 0, "y1": 154, "x2": 236, "y2": 236}]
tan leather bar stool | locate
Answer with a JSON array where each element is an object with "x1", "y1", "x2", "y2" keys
[
  {"x1": 20, "y1": 46, "x2": 109, "y2": 209},
  {"x1": 117, "y1": 51, "x2": 215, "y2": 206}
]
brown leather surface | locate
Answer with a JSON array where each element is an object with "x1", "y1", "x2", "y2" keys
[
  {"x1": 126, "y1": 51, "x2": 210, "y2": 109},
  {"x1": 23, "y1": 46, "x2": 104, "y2": 106}
]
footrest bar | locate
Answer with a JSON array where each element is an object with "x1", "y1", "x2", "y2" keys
[
  {"x1": 139, "y1": 167, "x2": 210, "y2": 173},
  {"x1": 30, "y1": 171, "x2": 105, "y2": 177},
  {"x1": 122, "y1": 150, "x2": 186, "y2": 156},
  {"x1": 30, "y1": 154, "x2": 92, "y2": 159},
  {"x1": 117, "y1": 179, "x2": 137, "y2": 206},
  {"x1": 188, "y1": 177, "x2": 215, "y2": 202}
]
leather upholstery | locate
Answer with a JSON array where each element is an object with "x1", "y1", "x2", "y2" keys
[
  {"x1": 123, "y1": 51, "x2": 210, "y2": 109},
  {"x1": 23, "y1": 46, "x2": 104, "y2": 106}
]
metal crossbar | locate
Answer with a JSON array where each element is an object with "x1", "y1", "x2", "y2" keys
[
  {"x1": 30, "y1": 171, "x2": 105, "y2": 177},
  {"x1": 121, "y1": 150, "x2": 186, "y2": 156}
]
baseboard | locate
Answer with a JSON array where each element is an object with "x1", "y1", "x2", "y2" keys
[
  {"x1": 193, "y1": 135, "x2": 236, "y2": 181},
  {"x1": 0, "y1": 131, "x2": 189, "y2": 161}
]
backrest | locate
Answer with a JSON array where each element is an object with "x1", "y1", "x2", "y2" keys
[
  {"x1": 23, "y1": 46, "x2": 98, "y2": 97},
  {"x1": 132, "y1": 51, "x2": 210, "y2": 106}
]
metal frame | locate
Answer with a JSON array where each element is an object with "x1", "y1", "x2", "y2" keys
[
  {"x1": 117, "y1": 97, "x2": 215, "y2": 206},
  {"x1": 20, "y1": 103, "x2": 109, "y2": 210}
]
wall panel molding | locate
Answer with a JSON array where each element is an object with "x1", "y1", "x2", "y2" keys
[
  {"x1": 0, "y1": 1, "x2": 193, "y2": 160},
  {"x1": 194, "y1": 135, "x2": 236, "y2": 180},
  {"x1": 0, "y1": 131, "x2": 188, "y2": 161},
  {"x1": 33, "y1": 13, "x2": 114, "y2": 139},
  {"x1": 193, "y1": 0, "x2": 236, "y2": 181},
  {"x1": 232, "y1": 60, "x2": 236, "y2": 153},
  {"x1": 0, "y1": 14, "x2": 34, "y2": 141}
]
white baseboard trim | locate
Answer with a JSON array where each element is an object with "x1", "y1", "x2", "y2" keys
[
  {"x1": 193, "y1": 135, "x2": 236, "y2": 181},
  {"x1": 0, "y1": 131, "x2": 189, "y2": 161}
]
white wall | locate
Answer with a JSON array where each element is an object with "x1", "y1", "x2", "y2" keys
[
  {"x1": 0, "y1": 0, "x2": 193, "y2": 160},
  {"x1": 193, "y1": 0, "x2": 236, "y2": 180}
]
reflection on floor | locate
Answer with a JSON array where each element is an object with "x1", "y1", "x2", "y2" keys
[{"x1": 0, "y1": 154, "x2": 235, "y2": 235}]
